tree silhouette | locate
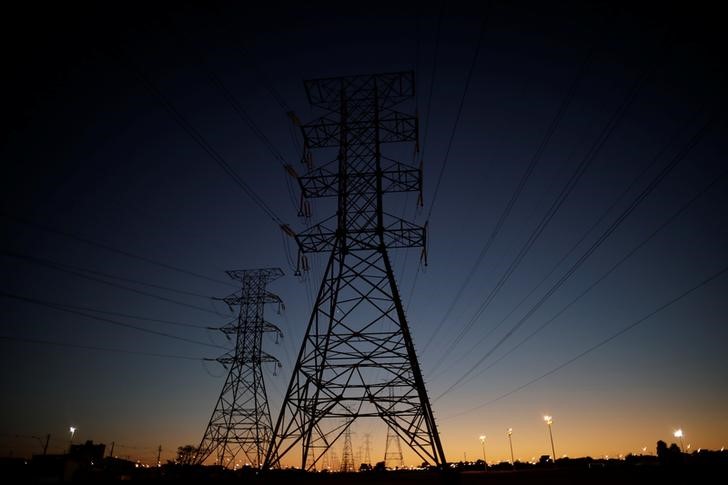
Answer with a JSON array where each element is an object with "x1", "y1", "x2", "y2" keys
[
  {"x1": 656, "y1": 440, "x2": 668, "y2": 460},
  {"x1": 176, "y1": 445, "x2": 198, "y2": 465},
  {"x1": 657, "y1": 440, "x2": 681, "y2": 466}
]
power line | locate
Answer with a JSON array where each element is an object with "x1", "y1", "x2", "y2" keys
[
  {"x1": 443, "y1": 262, "x2": 728, "y2": 419},
  {"x1": 206, "y1": 3, "x2": 294, "y2": 115},
  {"x1": 404, "y1": 5, "x2": 490, "y2": 317},
  {"x1": 421, "y1": 33, "x2": 597, "y2": 356},
  {"x1": 0, "y1": 291, "x2": 228, "y2": 349},
  {"x1": 155, "y1": 14, "x2": 294, "y2": 172},
  {"x1": 425, "y1": 5, "x2": 491, "y2": 223},
  {"x1": 417, "y1": 1, "x2": 445, "y2": 171},
  {"x1": 45, "y1": 299, "x2": 229, "y2": 330},
  {"x1": 98, "y1": 43, "x2": 288, "y2": 229},
  {"x1": 2, "y1": 249, "x2": 228, "y2": 316},
  {"x1": 430, "y1": 101, "x2": 708, "y2": 380},
  {"x1": 1, "y1": 212, "x2": 237, "y2": 288},
  {"x1": 9, "y1": 251, "x2": 215, "y2": 300},
  {"x1": 0, "y1": 335, "x2": 209, "y2": 361},
  {"x1": 435, "y1": 107, "x2": 719, "y2": 398},
  {"x1": 441, "y1": 167, "x2": 728, "y2": 394},
  {"x1": 428, "y1": 34, "x2": 668, "y2": 373}
]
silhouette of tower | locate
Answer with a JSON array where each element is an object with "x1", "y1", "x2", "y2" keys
[
  {"x1": 265, "y1": 71, "x2": 446, "y2": 470},
  {"x1": 195, "y1": 268, "x2": 283, "y2": 468},
  {"x1": 364, "y1": 433, "x2": 372, "y2": 467},
  {"x1": 384, "y1": 416, "x2": 404, "y2": 468},
  {"x1": 340, "y1": 427, "x2": 354, "y2": 472}
]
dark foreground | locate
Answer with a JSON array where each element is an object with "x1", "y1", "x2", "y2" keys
[{"x1": 2, "y1": 463, "x2": 726, "y2": 485}]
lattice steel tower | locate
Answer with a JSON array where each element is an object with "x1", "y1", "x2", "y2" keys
[
  {"x1": 195, "y1": 268, "x2": 283, "y2": 468},
  {"x1": 265, "y1": 72, "x2": 446, "y2": 470}
]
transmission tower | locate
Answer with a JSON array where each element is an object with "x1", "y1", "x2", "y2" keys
[
  {"x1": 384, "y1": 423, "x2": 404, "y2": 469},
  {"x1": 364, "y1": 433, "x2": 372, "y2": 467},
  {"x1": 195, "y1": 268, "x2": 284, "y2": 468},
  {"x1": 265, "y1": 71, "x2": 446, "y2": 470},
  {"x1": 340, "y1": 427, "x2": 354, "y2": 472}
]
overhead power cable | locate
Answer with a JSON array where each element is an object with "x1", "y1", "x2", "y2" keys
[
  {"x1": 428, "y1": 33, "x2": 669, "y2": 372},
  {"x1": 36, "y1": 299, "x2": 228, "y2": 330},
  {"x1": 2, "y1": 250, "x2": 229, "y2": 316},
  {"x1": 0, "y1": 290, "x2": 228, "y2": 349},
  {"x1": 417, "y1": 1, "x2": 445, "y2": 171},
  {"x1": 422, "y1": 35, "x2": 597, "y2": 356},
  {"x1": 430, "y1": 101, "x2": 708, "y2": 379},
  {"x1": 441, "y1": 167, "x2": 728, "y2": 394},
  {"x1": 12, "y1": 252, "x2": 214, "y2": 300},
  {"x1": 425, "y1": 5, "x2": 491, "y2": 223},
  {"x1": 435, "y1": 108, "x2": 720, "y2": 398},
  {"x1": 0, "y1": 335, "x2": 209, "y2": 361},
  {"x1": 443, "y1": 262, "x2": 728, "y2": 419},
  {"x1": 99, "y1": 43, "x2": 288, "y2": 229},
  {"x1": 1, "y1": 212, "x2": 237, "y2": 288}
]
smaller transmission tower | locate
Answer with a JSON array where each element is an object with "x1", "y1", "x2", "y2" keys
[
  {"x1": 194, "y1": 268, "x2": 284, "y2": 468},
  {"x1": 340, "y1": 427, "x2": 354, "y2": 472},
  {"x1": 384, "y1": 426, "x2": 404, "y2": 469},
  {"x1": 364, "y1": 434, "x2": 372, "y2": 468}
]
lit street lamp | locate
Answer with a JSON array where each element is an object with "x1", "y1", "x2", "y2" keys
[
  {"x1": 69, "y1": 426, "x2": 77, "y2": 452},
  {"x1": 544, "y1": 416, "x2": 556, "y2": 463},
  {"x1": 507, "y1": 428, "x2": 515, "y2": 465},
  {"x1": 479, "y1": 435, "x2": 487, "y2": 471},
  {"x1": 674, "y1": 429, "x2": 685, "y2": 453}
]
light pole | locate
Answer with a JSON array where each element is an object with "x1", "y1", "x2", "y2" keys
[
  {"x1": 507, "y1": 428, "x2": 515, "y2": 465},
  {"x1": 479, "y1": 435, "x2": 487, "y2": 471},
  {"x1": 544, "y1": 416, "x2": 556, "y2": 463},
  {"x1": 68, "y1": 426, "x2": 77, "y2": 452},
  {"x1": 674, "y1": 429, "x2": 685, "y2": 453}
]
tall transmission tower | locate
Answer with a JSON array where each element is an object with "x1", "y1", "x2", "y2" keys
[
  {"x1": 265, "y1": 71, "x2": 446, "y2": 470},
  {"x1": 195, "y1": 268, "x2": 284, "y2": 468}
]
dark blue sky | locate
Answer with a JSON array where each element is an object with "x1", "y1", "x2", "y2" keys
[{"x1": 2, "y1": 1, "x2": 726, "y2": 464}]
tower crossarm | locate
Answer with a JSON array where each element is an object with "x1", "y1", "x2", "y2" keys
[
  {"x1": 295, "y1": 214, "x2": 425, "y2": 253},
  {"x1": 299, "y1": 159, "x2": 421, "y2": 199},
  {"x1": 301, "y1": 110, "x2": 416, "y2": 149}
]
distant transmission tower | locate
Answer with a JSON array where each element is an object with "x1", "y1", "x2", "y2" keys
[
  {"x1": 195, "y1": 268, "x2": 284, "y2": 468},
  {"x1": 340, "y1": 427, "x2": 354, "y2": 472},
  {"x1": 364, "y1": 433, "x2": 372, "y2": 467},
  {"x1": 265, "y1": 72, "x2": 446, "y2": 470},
  {"x1": 384, "y1": 423, "x2": 404, "y2": 469}
]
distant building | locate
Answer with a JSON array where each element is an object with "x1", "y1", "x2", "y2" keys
[
  {"x1": 31, "y1": 440, "x2": 106, "y2": 481},
  {"x1": 69, "y1": 440, "x2": 105, "y2": 464}
]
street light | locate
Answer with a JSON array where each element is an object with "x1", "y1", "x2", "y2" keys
[
  {"x1": 479, "y1": 435, "x2": 487, "y2": 471},
  {"x1": 674, "y1": 429, "x2": 685, "y2": 453},
  {"x1": 544, "y1": 416, "x2": 556, "y2": 463},
  {"x1": 507, "y1": 428, "x2": 515, "y2": 465},
  {"x1": 69, "y1": 427, "x2": 77, "y2": 452}
]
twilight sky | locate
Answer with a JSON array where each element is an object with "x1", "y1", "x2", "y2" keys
[{"x1": 1, "y1": 1, "x2": 726, "y2": 466}]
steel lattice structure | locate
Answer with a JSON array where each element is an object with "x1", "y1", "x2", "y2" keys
[
  {"x1": 265, "y1": 72, "x2": 446, "y2": 470},
  {"x1": 195, "y1": 268, "x2": 284, "y2": 468}
]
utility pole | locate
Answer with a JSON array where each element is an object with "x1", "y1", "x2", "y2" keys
[
  {"x1": 156, "y1": 445, "x2": 162, "y2": 468},
  {"x1": 195, "y1": 269, "x2": 284, "y2": 468},
  {"x1": 265, "y1": 71, "x2": 446, "y2": 471},
  {"x1": 42, "y1": 434, "x2": 50, "y2": 456},
  {"x1": 507, "y1": 428, "x2": 514, "y2": 465},
  {"x1": 108, "y1": 441, "x2": 115, "y2": 458}
]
